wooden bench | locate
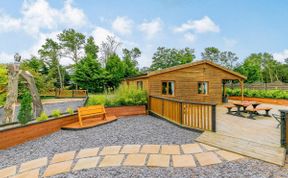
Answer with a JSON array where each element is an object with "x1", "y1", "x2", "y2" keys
[
  {"x1": 224, "y1": 105, "x2": 235, "y2": 114},
  {"x1": 62, "y1": 105, "x2": 117, "y2": 130},
  {"x1": 246, "y1": 107, "x2": 272, "y2": 119}
]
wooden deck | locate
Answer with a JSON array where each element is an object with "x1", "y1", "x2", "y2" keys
[
  {"x1": 61, "y1": 116, "x2": 117, "y2": 130},
  {"x1": 196, "y1": 102, "x2": 287, "y2": 165}
]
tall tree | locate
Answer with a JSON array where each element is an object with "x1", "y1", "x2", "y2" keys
[
  {"x1": 122, "y1": 47, "x2": 141, "y2": 77},
  {"x1": 100, "y1": 36, "x2": 122, "y2": 66},
  {"x1": 58, "y1": 28, "x2": 86, "y2": 64},
  {"x1": 150, "y1": 47, "x2": 195, "y2": 71},
  {"x1": 85, "y1": 36, "x2": 99, "y2": 59},
  {"x1": 38, "y1": 39, "x2": 64, "y2": 89},
  {"x1": 219, "y1": 51, "x2": 239, "y2": 69},
  {"x1": 201, "y1": 47, "x2": 221, "y2": 63},
  {"x1": 105, "y1": 54, "x2": 125, "y2": 90}
]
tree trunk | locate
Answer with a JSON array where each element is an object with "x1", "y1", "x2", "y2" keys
[
  {"x1": 3, "y1": 64, "x2": 20, "y2": 123},
  {"x1": 57, "y1": 64, "x2": 63, "y2": 89},
  {"x1": 20, "y1": 71, "x2": 43, "y2": 118}
]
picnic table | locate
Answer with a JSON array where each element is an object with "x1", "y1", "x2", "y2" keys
[{"x1": 233, "y1": 102, "x2": 251, "y2": 117}]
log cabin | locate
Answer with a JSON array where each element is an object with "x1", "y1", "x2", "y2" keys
[{"x1": 124, "y1": 60, "x2": 246, "y2": 104}]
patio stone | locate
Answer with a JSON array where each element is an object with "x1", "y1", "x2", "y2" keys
[
  {"x1": 195, "y1": 152, "x2": 222, "y2": 166},
  {"x1": 98, "y1": 155, "x2": 124, "y2": 167},
  {"x1": 99, "y1": 146, "x2": 122, "y2": 155},
  {"x1": 0, "y1": 165, "x2": 16, "y2": 178},
  {"x1": 120, "y1": 145, "x2": 141, "y2": 154},
  {"x1": 172, "y1": 155, "x2": 196, "y2": 167},
  {"x1": 147, "y1": 154, "x2": 170, "y2": 167},
  {"x1": 161, "y1": 145, "x2": 180, "y2": 154},
  {"x1": 51, "y1": 151, "x2": 76, "y2": 163},
  {"x1": 76, "y1": 147, "x2": 99, "y2": 158},
  {"x1": 216, "y1": 150, "x2": 244, "y2": 161},
  {"x1": 123, "y1": 154, "x2": 147, "y2": 166},
  {"x1": 11, "y1": 169, "x2": 39, "y2": 178},
  {"x1": 181, "y1": 143, "x2": 203, "y2": 154},
  {"x1": 73, "y1": 157, "x2": 100, "y2": 171},
  {"x1": 43, "y1": 160, "x2": 73, "y2": 177},
  {"x1": 140, "y1": 144, "x2": 160, "y2": 154},
  {"x1": 200, "y1": 143, "x2": 218, "y2": 151},
  {"x1": 19, "y1": 157, "x2": 47, "y2": 172}
]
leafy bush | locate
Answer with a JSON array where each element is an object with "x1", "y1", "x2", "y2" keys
[
  {"x1": 226, "y1": 88, "x2": 288, "y2": 99},
  {"x1": 66, "y1": 107, "x2": 74, "y2": 115},
  {"x1": 17, "y1": 91, "x2": 33, "y2": 124},
  {"x1": 87, "y1": 84, "x2": 147, "y2": 107},
  {"x1": 36, "y1": 112, "x2": 48, "y2": 122},
  {"x1": 51, "y1": 109, "x2": 61, "y2": 117},
  {"x1": 0, "y1": 92, "x2": 6, "y2": 106}
]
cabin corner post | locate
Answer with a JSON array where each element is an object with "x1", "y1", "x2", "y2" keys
[
  {"x1": 211, "y1": 104, "x2": 216, "y2": 132},
  {"x1": 240, "y1": 79, "x2": 244, "y2": 101},
  {"x1": 279, "y1": 110, "x2": 288, "y2": 148}
]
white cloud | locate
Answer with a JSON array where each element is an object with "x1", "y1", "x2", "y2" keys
[
  {"x1": 273, "y1": 49, "x2": 288, "y2": 63},
  {"x1": 223, "y1": 37, "x2": 238, "y2": 49},
  {"x1": 139, "y1": 18, "x2": 163, "y2": 38},
  {"x1": 184, "y1": 32, "x2": 196, "y2": 43},
  {"x1": 91, "y1": 27, "x2": 120, "y2": 46},
  {"x1": 174, "y1": 16, "x2": 220, "y2": 33},
  {"x1": 0, "y1": 12, "x2": 22, "y2": 32},
  {"x1": 112, "y1": 16, "x2": 133, "y2": 35}
]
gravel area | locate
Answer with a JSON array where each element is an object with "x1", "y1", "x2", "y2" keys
[{"x1": 0, "y1": 99, "x2": 85, "y2": 122}]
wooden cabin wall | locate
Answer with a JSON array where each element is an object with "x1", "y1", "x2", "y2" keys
[{"x1": 126, "y1": 78, "x2": 149, "y2": 91}]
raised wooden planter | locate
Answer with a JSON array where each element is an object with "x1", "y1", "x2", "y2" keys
[
  {"x1": 229, "y1": 96, "x2": 288, "y2": 106},
  {"x1": 0, "y1": 105, "x2": 146, "y2": 149}
]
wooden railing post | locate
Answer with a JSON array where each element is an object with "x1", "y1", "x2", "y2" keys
[
  {"x1": 162, "y1": 98, "x2": 164, "y2": 116},
  {"x1": 211, "y1": 104, "x2": 216, "y2": 132},
  {"x1": 72, "y1": 90, "x2": 74, "y2": 98},
  {"x1": 279, "y1": 110, "x2": 288, "y2": 147},
  {"x1": 180, "y1": 102, "x2": 183, "y2": 125}
]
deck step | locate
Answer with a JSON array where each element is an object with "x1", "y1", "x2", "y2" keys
[{"x1": 196, "y1": 131, "x2": 286, "y2": 166}]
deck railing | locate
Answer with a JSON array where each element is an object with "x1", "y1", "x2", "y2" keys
[
  {"x1": 149, "y1": 95, "x2": 216, "y2": 132},
  {"x1": 279, "y1": 110, "x2": 288, "y2": 148}
]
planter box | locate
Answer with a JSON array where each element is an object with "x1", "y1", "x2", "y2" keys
[
  {"x1": 229, "y1": 96, "x2": 288, "y2": 106},
  {"x1": 0, "y1": 105, "x2": 146, "y2": 149}
]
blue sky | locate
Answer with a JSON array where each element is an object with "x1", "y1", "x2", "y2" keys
[{"x1": 0, "y1": 0, "x2": 288, "y2": 67}]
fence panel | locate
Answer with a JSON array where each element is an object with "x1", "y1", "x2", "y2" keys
[{"x1": 149, "y1": 96, "x2": 216, "y2": 132}]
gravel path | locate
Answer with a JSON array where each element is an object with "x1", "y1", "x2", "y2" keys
[{"x1": 0, "y1": 99, "x2": 85, "y2": 122}]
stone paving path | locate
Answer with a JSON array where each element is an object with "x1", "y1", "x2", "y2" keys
[{"x1": 0, "y1": 143, "x2": 245, "y2": 178}]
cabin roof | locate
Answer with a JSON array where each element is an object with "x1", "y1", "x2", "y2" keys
[{"x1": 126, "y1": 60, "x2": 246, "y2": 80}]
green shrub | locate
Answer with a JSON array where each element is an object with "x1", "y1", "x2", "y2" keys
[
  {"x1": 66, "y1": 107, "x2": 74, "y2": 115},
  {"x1": 87, "y1": 84, "x2": 147, "y2": 107},
  {"x1": 17, "y1": 91, "x2": 33, "y2": 124},
  {"x1": 36, "y1": 112, "x2": 48, "y2": 122},
  {"x1": 226, "y1": 88, "x2": 288, "y2": 99},
  {"x1": 0, "y1": 92, "x2": 6, "y2": 106},
  {"x1": 51, "y1": 109, "x2": 61, "y2": 117}
]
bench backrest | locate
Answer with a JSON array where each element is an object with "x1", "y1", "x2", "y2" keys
[{"x1": 78, "y1": 105, "x2": 106, "y2": 117}]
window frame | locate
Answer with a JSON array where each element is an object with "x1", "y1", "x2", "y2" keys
[
  {"x1": 136, "y1": 80, "x2": 143, "y2": 90},
  {"x1": 198, "y1": 81, "x2": 209, "y2": 95},
  {"x1": 161, "y1": 80, "x2": 175, "y2": 96}
]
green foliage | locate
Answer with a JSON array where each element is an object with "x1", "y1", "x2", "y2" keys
[
  {"x1": 150, "y1": 47, "x2": 195, "y2": 71},
  {"x1": 0, "y1": 92, "x2": 6, "y2": 106},
  {"x1": 201, "y1": 47, "x2": 220, "y2": 63},
  {"x1": 0, "y1": 64, "x2": 8, "y2": 86},
  {"x1": 122, "y1": 48, "x2": 141, "y2": 77},
  {"x1": 36, "y1": 112, "x2": 48, "y2": 122},
  {"x1": 17, "y1": 91, "x2": 33, "y2": 125},
  {"x1": 51, "y1": 109, "x2": 61, "y2": 117},
  {"x1": 87, "y1": 84, "x2": 147, "y2": 107},
  {"x1": 85, "y1": 36, "x2": 99, "y2": 59},
  {"x1": 66, "y1": 107, "x2": 74, "y2": 115},
  {"x1": 226, "y1": 88, "x2": 288, "y2": 99},
  {"x1": 105, "y1": 54, "x2": 125, "y2": 89}
]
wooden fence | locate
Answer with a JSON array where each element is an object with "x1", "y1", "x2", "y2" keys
[
  {"x1": 227, "y1": 81, "x2": 288, "y2": 90},
  {"x1": 41, "y1": 89, "x2": 88, "y2": 98},
  {"x1": 149, "y1": 96, "x2": 216, "y2": 132}
]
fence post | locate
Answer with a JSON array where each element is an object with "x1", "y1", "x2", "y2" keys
[
  {"x1": 279, "y1": 110, "x2": 288, "y2": 147},
  {"x1": 211, "y1": 104, "x2": 216, "y2": 132},
  {"x1": 162, "y1": 98, "x2": 164, "y2": 116}
]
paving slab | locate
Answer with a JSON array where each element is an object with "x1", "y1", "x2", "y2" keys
[
  {"x1": 216, "y1": 150, "x2": 244, "y2": 161},
  {"x1": 181, "y1": 143, "x2": 203, "y2": 154},
  {"x1": 99, "y1": 146, "x2": 122, "y2": 155},
  {"x1": 73, "y1": 157, "x2": 100, "y2": 171},
  {"x1": 140, "y1": 145, "x2": 160, "y2": 154},
  {"x1": 43, "y1": 160, "x2": 73, "y2": 177},
  {"x1": 51, "y1": 151, "x2": 76, "y2": 164},
  {"x1": 161, "y1": 145, "x2": 180, "y2": 154},
  {"x1": 147, "y1": 154, "x2": 170, "y2": 167},
  {"x1": 76, "y1": 147, "x2": 99, "y2": 158},
  {"x1": 195, "y1": 152, "x2": 222, "y2": 166},
  {"x1": 11, "y1": 169, "x2": 39, "y2": 178},
  {"x1": 98, "y1": 155, "x2": 124, "y2": 167},
  {"x1": 120, "y1": 145, "x2": 141, "y2": 154},
  {"x1": 123, "y1": 154, "x2": 147, "y2": 166},
  {"x1": 0, "y1": 165, "x2": 16, "y2": 178},
  {"x1": 172, "y1": 155, "x2": 196, "y2": 167},
  {"x1": 19, "y1": 157, "x2": 48, "y2": 172},
  {"x1": 200, "y1": 143, "x2": 218, "y2": 151}
]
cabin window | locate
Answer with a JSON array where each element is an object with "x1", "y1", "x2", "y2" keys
[
  {"x1": 198, "y1": 81, "x2": 208, "y2": 95},
  {"x1": 162, "y1": 81, "x2": 174, "y2": 95},
  {"x1": 137, "y1": 81, "x2": 143, "y2": 89}
]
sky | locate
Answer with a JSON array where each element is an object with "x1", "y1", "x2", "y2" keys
[{"x1": 0, "y1": 0, "x2": 288, "y2": 67}]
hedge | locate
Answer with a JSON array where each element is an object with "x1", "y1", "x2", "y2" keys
[{"x1": 226, "y1": 88, "x2": 288, "y2": 99}]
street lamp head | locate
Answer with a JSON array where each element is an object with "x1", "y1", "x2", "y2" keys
[{"x1": 14, "y1": 53, "x2": 21, "y2": 63}]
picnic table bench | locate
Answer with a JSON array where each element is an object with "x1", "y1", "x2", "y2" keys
[{"x1": 246, "y1": 107, "x2": 272, "y2": 119}]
